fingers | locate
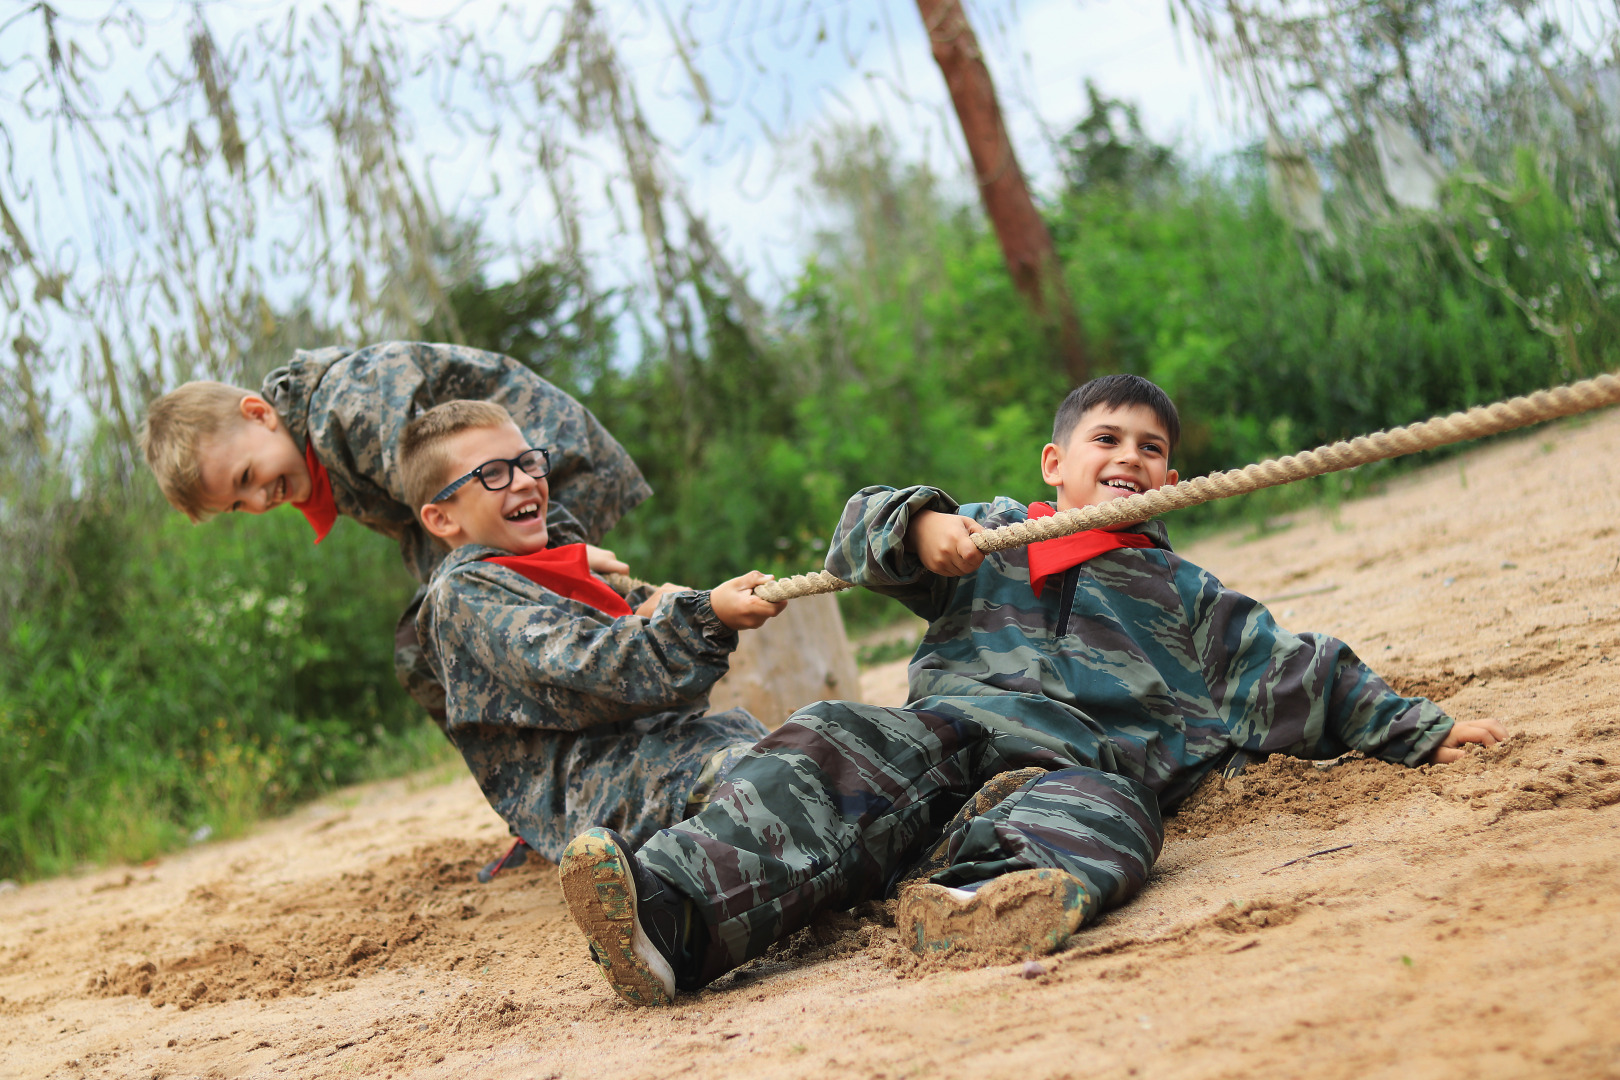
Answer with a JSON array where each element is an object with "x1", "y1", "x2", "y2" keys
[
  {"x1": 954, "y1": 531, "x2": 986, "y2": 573},
  {"x1": 713, "y1": 572, "x2": 788, "y2": 629},
  {"x1": 923, "y1": 516, "x2": 986, "y2": 576},
  {"x1": 585, "y1": 544, "x2": 630, "y2": 575},
  {"x1": 1453, "y1": 720, "x2": 1506, "y2": 747},
  {"x1": 1432, "y1": 719, "x2": 1509, "y2": 764}
]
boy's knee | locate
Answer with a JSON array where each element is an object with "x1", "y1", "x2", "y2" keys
[{"x1": 993, "y1": 767, "x2": 1165, "y2": 857}]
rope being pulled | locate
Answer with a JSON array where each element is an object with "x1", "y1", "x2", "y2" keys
[{"x1": 753, "y1": 371, "x2": 1620, "y2": 603}]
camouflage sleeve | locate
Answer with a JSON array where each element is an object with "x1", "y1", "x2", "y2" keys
[
  {"x1": 824, "y1": 485, "x2": 964, "y2": 622},
  {"x1": 1188, "y1": 568, "x2": 1454, "y2": 766},
  {"x1": 426, "y1": 567, "x2": 737, "y2": 732},
  {"x1": 621, "y1": 581, "x2": 659, "y2": 608}
]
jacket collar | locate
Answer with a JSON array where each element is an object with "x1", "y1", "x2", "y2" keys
[{"x1": 260, "y1": 347, "x2": 352, "y2": 451}]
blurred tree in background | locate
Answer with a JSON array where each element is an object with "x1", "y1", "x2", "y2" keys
[{"x1": 2, "y1": 0, "x2": 1614, "y2": 879}]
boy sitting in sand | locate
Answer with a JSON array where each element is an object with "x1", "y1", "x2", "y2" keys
[
  {"x1": 140, "y1": 343, "x2": 651, "y2": 727},
  {"x1": 399, "y1": 400, "x2": 787, "y2": 859},
  {"x1": 556, "y1": 373, "x2": 1507, "y2": 1006}
]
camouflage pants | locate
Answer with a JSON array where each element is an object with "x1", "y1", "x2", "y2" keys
[
  {"x1": 637, "y1": 699, "x2": 1163, "y2": 984},
  {"x1": 455, "y1": 707, "x2": 767, "y2": 863}
]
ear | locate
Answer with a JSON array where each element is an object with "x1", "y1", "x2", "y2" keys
[
  {"x1": 1163, "y1": 468, "x2": 1179, "y2": 488},
  {"x1": 420, "y1": 501, "x2": 464, "y2": 544},
  {"x1": 239, "y1": 394, "x2": 279, "y2": 429},
  {"x1": 1039, "y1": 442, "x2": 1064, "y2": 486}
]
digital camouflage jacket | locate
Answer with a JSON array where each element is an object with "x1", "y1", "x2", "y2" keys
[
  {"x1": 824, "y1": 486, "x2": 1454, "y2": 810},
  {"x1": 415, "y1": 544, "x2": 766, "y2": 859},
  {"x1": 262, "y1": 342, "x2": 652, "y2": 583}
]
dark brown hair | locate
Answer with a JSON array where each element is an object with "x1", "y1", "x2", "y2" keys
[{"x1": 1052, "y1": 374, "x2": 1180, "y2": 455}]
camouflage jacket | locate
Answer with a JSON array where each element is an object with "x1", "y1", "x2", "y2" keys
[
  {"x1": 262, "y1": 342, "x2": 652, "y2": 583},
  {"x1": 825, "y1": 486, "x2": 1454, "y2": 809},
  {"x1": 416, "y1": 544, "x2": 761, "y2": 855}
]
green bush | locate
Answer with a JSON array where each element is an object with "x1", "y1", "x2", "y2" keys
[
  {"x1": 560, "y1": 141, "x2": 1566, "y2": 607},
  {"x1": 0, "y1": 476, "x2": 439, "y2": 880}
]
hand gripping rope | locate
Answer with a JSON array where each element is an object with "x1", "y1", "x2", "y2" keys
[{"x1": 750, "y1": 371, "x2": 1620, "y2": 604}]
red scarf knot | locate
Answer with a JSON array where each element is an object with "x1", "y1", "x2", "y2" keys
[
  {"x1": 292, "y1": 439, "x2": 338, "y2": 544},
  {"x1": 1025, "y1": 501, "x2": 1154, "y2": 597},
  {"x1": 485, "y1": 543, "x2": 633, "y2": 617}
]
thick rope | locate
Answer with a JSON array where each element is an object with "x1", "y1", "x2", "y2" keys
[{"x1": 753, "y1": 371, "x2": 1620, "y2": 603}]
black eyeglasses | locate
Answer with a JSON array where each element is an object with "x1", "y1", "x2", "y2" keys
[{"x1": 431, "y1": 448, "x2": 551, "y2": 503}]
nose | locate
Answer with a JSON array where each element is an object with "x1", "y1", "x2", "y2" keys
[{"x1": 510, "y1": 468, "x2": 544, "y2": 500}]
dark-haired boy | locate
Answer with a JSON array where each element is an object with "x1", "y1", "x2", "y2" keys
[
  {"x1": 558, "y1": 373, "x2": 1506, "y2": 1006},
  {"x1": 402, "y1": 400, "x2": 785, "y2": 865}
]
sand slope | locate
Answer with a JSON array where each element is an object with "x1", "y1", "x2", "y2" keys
[{"x1": 3, "y1": 410, "x2": 1618, "y2": 1080}]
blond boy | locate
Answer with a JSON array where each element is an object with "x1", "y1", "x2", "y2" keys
[{"x1": 399, "y1": 400, "x2": 784, "y2": 860}]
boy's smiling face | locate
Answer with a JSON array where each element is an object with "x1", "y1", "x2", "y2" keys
[
  {"x1": 418, "y1": 421, "x2": 550, "y2": 554},
  {"x1": 196, "y1": 395, "x2": 313, "y2": 515},
  {"x1": 1040, "y1": 403, "x2": 1179, "y2": 518}
]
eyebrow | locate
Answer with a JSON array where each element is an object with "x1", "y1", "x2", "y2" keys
[{"x1": 1085, "y1": 423, "x2": 1169, "y2": 443}]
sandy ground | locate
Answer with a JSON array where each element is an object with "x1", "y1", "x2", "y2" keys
[{"x1": 4, "y1": 410, "x2": 1620, "y2": 1080}]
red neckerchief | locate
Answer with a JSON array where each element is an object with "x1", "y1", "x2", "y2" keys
[
  {"x1": 486, "y1": 543, "x2": 633, "y2": 617},
  {"x1": 291, "y1": 439, "x2": 338, "y2": 545},
  {"x1": 1026, "y1": 501, "x2": 1155, "y2": 597}
]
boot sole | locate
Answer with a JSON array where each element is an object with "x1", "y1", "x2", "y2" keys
[
  {"x1": 558, "y1": 828, "x2": 675, "y2": 1007},
  {"x1": 899, "y1": 869, "x2": 1091, "y2": 957}
]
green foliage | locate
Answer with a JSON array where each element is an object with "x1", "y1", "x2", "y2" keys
[
  {"x1": 491, "y1": 129, "x2": 1566, "y2": 615},
  {"x1": 0, "y1": 465, "x2": 439, "y2": 881}
]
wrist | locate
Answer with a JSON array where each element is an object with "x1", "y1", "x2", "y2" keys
[
  {"x1": 903, "y1": 510, "x2": 934, "y2": 554},
  {"x1": 692, "y1": 590, "x2": 740, "y2": 644}
]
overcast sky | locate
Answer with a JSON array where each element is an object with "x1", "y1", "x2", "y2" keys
[
  {"x1": 604, "y1": 0, "x2": 1247, "y2": 297},
  {"x1": 3, "y1": 0, "x2": 1251, "y2": 420}
]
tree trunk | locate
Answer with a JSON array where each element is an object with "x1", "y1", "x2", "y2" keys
[{"x1": 915, "y1": 0, "x2": 1089, "y2": 385}]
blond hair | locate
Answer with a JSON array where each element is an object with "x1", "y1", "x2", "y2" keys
[
  {"x1": 140, "y1": 381, "x2": 260, "y2": 522},
  {"x1": 400, "y1": 399, "x2": 516, "y2": 512}
]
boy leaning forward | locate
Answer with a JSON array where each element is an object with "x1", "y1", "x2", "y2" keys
[
  {"x1": 558, "y1": 374, "x2": 1507, "y2": 1006},
  {"x1": 141, "y1": 342, "x2": 652, "y2": 723}
]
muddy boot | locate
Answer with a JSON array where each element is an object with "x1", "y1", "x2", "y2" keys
[
  {"x1": 899, "y1": 767, "x2": 1048, "y2": 887},
  {"x1": 897, "y1": 868, "x2": 1094, "y2": 957},
  {"x1": 558, "y1": 828, "x2": 697, "y2": 1007}
]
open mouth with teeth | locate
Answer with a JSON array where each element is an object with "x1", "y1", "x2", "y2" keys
[
  {"x1": 1101, "y1": 478, "x2": 1141, "y2": 494},
  {"x1": 505, "y1": 501, "x2": 543, "y2": 523},
  {"x1": 272, "y1": 475, "x2": 286, "y2": 506}
]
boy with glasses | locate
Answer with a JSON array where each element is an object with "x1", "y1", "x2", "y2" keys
[{"x1": 400, "y1": 400, "x2": 786, "y2": 864}]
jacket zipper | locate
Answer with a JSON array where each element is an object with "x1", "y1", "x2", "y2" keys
[{"x1": 1057, "y1": 565, "x2": 1081, "y2": 638}]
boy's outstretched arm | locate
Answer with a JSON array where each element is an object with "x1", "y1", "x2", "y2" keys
[
  {"x1": 422, "y1": 568, "x2": 783, "y2": 732},
  {"x1": 1191, "y1": 566, "x2": 1465, "y2": 767}
]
